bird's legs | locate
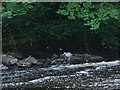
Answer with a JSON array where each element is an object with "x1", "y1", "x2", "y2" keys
[{"x1": 68, "y1": 57, "x2": 70, "y2": 61}]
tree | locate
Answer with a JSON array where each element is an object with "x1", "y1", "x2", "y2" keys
[
  {"x1": 56, "y1": 2, "x2": 120, "y2": 53},
  {"x1": 2, "y1": 2, "x2": 120, "y2": 57},
  {"x1": 2, "y1": 2, "x2": 34, "y2": 18},
  {"x1": 57, "y1": 2, "x2": 120, "y2": 30}
]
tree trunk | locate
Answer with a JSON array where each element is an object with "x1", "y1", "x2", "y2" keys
[
  {"x1": 10, "y1": 32, "x2": 16, "y2": 52},
  {"x1": 84, "y1": 31, "x2": 90, "y2": 53}
]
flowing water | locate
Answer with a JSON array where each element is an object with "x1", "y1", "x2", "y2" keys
[{"x1": 1, "y1": 60, "x2": 120, "y2": 89}]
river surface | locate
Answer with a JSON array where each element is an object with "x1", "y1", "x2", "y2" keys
[{"x1": 1, "y1": 60, "x2": 120, "y2": 89}]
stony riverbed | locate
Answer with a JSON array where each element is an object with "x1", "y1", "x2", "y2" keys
[{"x1": 1, "y1": 60, "x2": 120, "y2": 89}]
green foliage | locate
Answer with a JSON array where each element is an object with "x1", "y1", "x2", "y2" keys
[
  {"x1": 2, "y1": 3, "x2": 62, "y2": 45},
  {"x1": 57, "y1": 2, "x2": 120, "y2": 30},
  {"x1": 0, "y1": 2, "x2": 2, "y2": 25},
  {"x1": 2, "y1": 2, "x2": 34, "y2": 18},
  {"x1": 2, "y1": 2, "x2": 120, "y2": 55},
  {"x1": 98, "y1": 18, "x2": 120, "y2": 46}
]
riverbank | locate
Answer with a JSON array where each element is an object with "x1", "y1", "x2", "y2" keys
[{"x1": 1, "y1": 52, "x2": 119, "y2": 70}]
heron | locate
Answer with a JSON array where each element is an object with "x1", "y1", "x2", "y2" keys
[{"x1": 63, "y1": 52, "x2": 72, "y2": 61}]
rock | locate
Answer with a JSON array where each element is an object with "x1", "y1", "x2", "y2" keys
[
  {"x1": 89, "y1": 56, "x2": 103, "y2": 60},
  {"x1": 70, "y1": 57, "x2": 86, "y2": 64},
  {"x1": 83, "y1": 54, "x2": 91, "y2": 57},
  {"x1": 73, "y1": 54, "x2": 83, "y2": 58},
  {"x1": 2, "y1": 55, "x2": 18, "y2": 66},
  {"x1": 27, "y1": 57, "x2": 37, "y2": 64},
  {"x1": 69, "y1": 54, "x2": 90, "y2": 64},
  {"x1": 0, "y1": 64, "x2": 9, "y2": 70},
  {"x1": 16, "y1": 55, "x2": 37, "y2": 67},
  {"x1": 83, "y1": 54, "x2": 91, "y2": 60},
  {"x1": 7, "y1": 52, "x2": 22, "y2": 59},
  {"x1": 17, "y1": 61, "x2": 31, "y2": 67},
  {"x1": 70, "y1": 54, "x2": 104, "y2": 64},
  {"x1": 50, "y1": 58, "x2": 66, "y2": 65},
  {"x1": 50, "y1": 60, "x2": 57, "y2": 65},
  {"x1": 50, "y1": 53, "x2": 104, "y2": 65},
  {"x1": 88, "y1": 56, "x2": 104, "y2": 62}
]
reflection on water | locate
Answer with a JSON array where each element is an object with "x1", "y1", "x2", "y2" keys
[{"x1": 1, "y1": 60, "x2": 120, "y2": 89}]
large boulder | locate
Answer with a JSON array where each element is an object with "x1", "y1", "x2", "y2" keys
[
  {"x1": 73, "y1": 53, "x2": 83, "y2": 58},
  {"x1": 70, "y1": 56, "x2": 86, "y2": 64},
  {"x1": 69, "y1": 54, "x2": 104, "y2": 64},
  {"x1": 2, "y1": 55, "x2": 18, "y2": 66},
  {"x1": 88, "y1": 56, "x2": 103, "y2": 62}
]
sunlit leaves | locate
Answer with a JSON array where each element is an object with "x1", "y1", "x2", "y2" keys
[
  {"x1": 2, "y1": 2, "x2": 34, "y2": 18},
  {"x1": 83, "y1": 2, "x2": 92, "y2": 9},
  {"x1": 110, "y1": 9, "x2": 119, "y2": 19},
  {"x1": 2, "y1": 2, "x2": 120, "y2": 50},
  {"x1": 57, "y1": 2, "x2": 120, "y2": 30}
]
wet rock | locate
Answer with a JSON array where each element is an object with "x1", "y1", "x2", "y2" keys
[
  {"x1": 70, "y1": 57, "x2": 86, "y2": 64},
  {"x1": 50, "y1": 58, "x2": 67, "y2": 65},
  {"x1": 73, "y1": 54, "x2": 83, "y2": 58},
  {"x1": 88, "y1": 56, "x2": 104, "y2": 62},
  {"x1": 50, "y1": 60, "x2": 57, "y2": 65},
  {"x1": 69, "y1": 54, "x2": 88, "y2": 64},
  {"x1": 0, "y1": 64, "x2": 9, "y2": 70},
  {"x1": 83, "y1": 54, "x2": 92, "y2": 57},
  {"x1": 69, "y1": 54, "x2": 104, "y2": 64}
]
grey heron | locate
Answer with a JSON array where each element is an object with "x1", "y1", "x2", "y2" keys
[{"x1": 63, "y1": 52, "x2": 72, "y2": 61}]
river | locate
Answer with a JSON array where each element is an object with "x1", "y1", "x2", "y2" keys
[{"x1": 1, "y1": 60, "x2": 120, "y2": 89}]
